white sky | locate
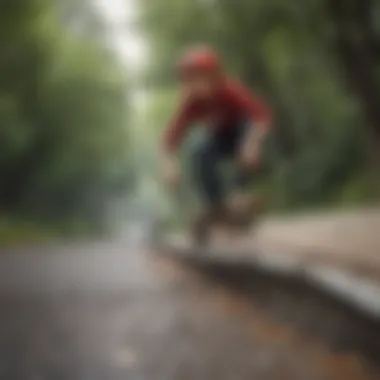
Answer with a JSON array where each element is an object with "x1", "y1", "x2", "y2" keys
[
  {"x1": 95, "y1": 0, "x2": 147, "y2": 70},
  {"x1": 95, "y1": 1, "x2": 163, "y2": 200}
]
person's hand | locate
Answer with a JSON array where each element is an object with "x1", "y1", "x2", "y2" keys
[
  {"x1": 238, "y1": 124, "x2": 267, "y2": 170},
  {"x1": 238, "y1": 141, "x2": 261, "y2": 170},
  {"x1": 161, "y1": 155, "x2": 181, "y2": 191}
]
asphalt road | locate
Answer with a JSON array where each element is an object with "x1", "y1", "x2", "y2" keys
[{"x1": 0, "y1": 233, "x2": 378, "y2": 380}]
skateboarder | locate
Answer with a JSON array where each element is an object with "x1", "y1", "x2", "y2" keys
[{"x1": 160, "y1": 46, "x2": 272, "y2": 243}]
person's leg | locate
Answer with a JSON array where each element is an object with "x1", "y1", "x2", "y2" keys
[
  {"x1": 191, "y1": 134, "x2": 224, "y2": 207},
  {"x1": 190, "y1": 132, "x2": 231, "y2": 243},
  {"x1": 225, "y1": 122, "x2": 264, "y2": 225},
  {"x1": 192, "y1": 122, "x2": 254, "y2": 202},
  {"x1": 232, "y1": 121, "x2": 255, "y2": 190},
  {"x1": 191, "y1": 123, "x2": 250, "y2": 204}
]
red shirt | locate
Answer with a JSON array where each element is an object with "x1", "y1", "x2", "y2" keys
[{"x1": 163, "y1": 78, "x2": 272, "y2": 152}]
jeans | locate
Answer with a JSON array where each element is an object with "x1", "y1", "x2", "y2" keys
[{"x1": 191, "y1": 122, "x2": 253, "y2": 206}]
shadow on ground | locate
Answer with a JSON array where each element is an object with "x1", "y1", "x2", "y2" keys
[{"x1": 160, "y1": 248, "x2": 380, "y2": 366}]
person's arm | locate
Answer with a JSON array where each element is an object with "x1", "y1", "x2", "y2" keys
[
  {"x1": 229, "y1": 82, "x2": 272, "y2": 166},
  {"x1": 162, "y1": 96, "x2": 195, "y2": 153},
  {"x1": 160, "y1": 96, "x2": 195, "y2": 188},
  {"x1": 230, "y1": 81, "x2": 271, "y2": 134}
]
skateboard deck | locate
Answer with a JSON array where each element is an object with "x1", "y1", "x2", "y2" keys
[{"x1": 164, "y1": 228, "x2": 257, "y2": 259}]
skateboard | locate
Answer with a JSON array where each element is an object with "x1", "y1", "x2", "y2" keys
[{"x1": 191, "y1": 197, "x2": 266, "y2": 247}]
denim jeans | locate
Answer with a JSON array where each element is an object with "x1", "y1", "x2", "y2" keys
[{"x1": 191, "y1": 122, "x2": 253, "y2": 206}]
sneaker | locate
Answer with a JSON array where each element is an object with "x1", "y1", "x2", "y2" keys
[
  {"x1": 191, "y1": 205, "x2": 230, "y2": 245},
  {"x1": 226, "y1": 193, "x2": 265, "y2": 229}
]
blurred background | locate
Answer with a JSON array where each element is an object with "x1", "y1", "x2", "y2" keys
[
  {"x1": 0, "y1": 1, "x2": 379, "y2": 379},
  {"x1": 0, "y1": 0, "x2": 378, "y2": 245}
]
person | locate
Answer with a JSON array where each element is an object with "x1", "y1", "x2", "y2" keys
[{"x1": 160, "y1": 45, "x2": 272, "y2": 243}]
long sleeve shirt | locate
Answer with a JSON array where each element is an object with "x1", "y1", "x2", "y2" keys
[{"x1": 162, "y1": 78, "x2": 272, "y2": 152}]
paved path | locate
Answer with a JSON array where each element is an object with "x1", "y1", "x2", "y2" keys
[
  {"x1": 165, "y1": 208, "x2": 380, "y2": 316},
  {"x1": 252, "y1": 207, "x2": 380, "y2": 275},
  {"x1": 168, "y1": 207, "x2": 380, "y2": 275},
  {"x1": 0, "y1": 233, "x2": 379, "y2": 379}
]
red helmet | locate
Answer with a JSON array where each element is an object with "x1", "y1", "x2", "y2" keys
[{"x1": 177, "y1": 46, "x2": 222, "y2": 78}]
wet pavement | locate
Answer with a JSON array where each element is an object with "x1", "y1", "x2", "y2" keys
[{"x1": 0, "y1": 236, "x2": 379, "y2": 380}]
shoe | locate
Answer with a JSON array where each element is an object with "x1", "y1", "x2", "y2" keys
[
  {"x1": 226, "y1": 193, "x2": 265, "y2": 229},
  {"x1": 191, "y1": 205, "x2": 229, "y2": 245}
]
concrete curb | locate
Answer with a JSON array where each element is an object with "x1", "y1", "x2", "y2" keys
[{"x1": 159, "y1": 242, "x2": 380, "y2": 320}]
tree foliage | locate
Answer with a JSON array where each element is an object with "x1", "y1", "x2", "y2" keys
[
  {"x1": 138, "y1": 0, "x2": 379, "y2": 210},
  {"x1": 0, "y1": 0, "x2": 131, "y2": 227}
]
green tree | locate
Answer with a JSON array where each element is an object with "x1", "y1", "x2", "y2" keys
[
  {"x1": 0, "y1": 0, "x2": 132, "y2": 232},
  {"x1": 137, "y1": 0, "x2": 377, "y2": 210}
]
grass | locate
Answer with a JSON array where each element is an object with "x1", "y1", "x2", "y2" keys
[
  {"x1": 0, "y1": 217, "x2": 101, "y2": 249},
  {"x1": 336, "y1": 169, "x2": 379, "y2": 206},
  {"x1": 0, "y1": 218, "x2": 57, "y2": 248}
]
